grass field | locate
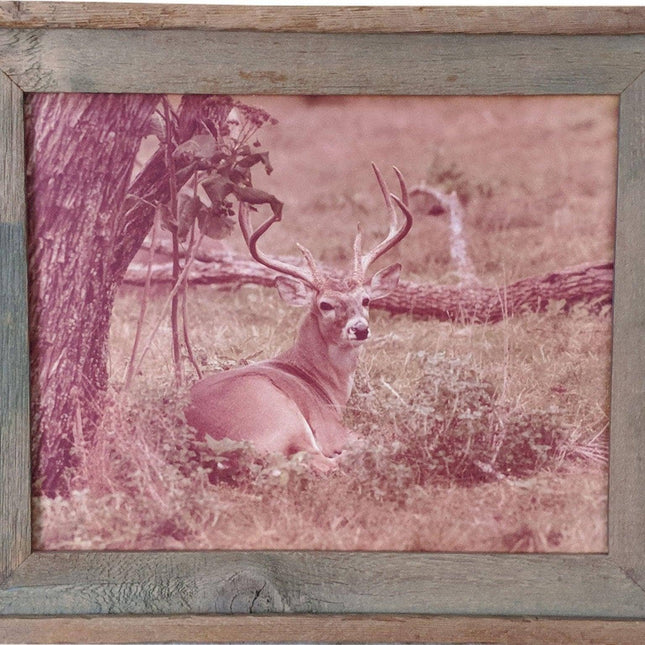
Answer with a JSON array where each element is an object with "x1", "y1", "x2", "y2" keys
[{"x1": 33, "y1": 95, "x2": 616, "y2": 552}]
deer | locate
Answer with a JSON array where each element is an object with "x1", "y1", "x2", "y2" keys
[{"x1": 185, "y1": 164, "x2": 413, "y2": 468}]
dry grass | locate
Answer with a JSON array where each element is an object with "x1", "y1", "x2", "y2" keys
[
  {"x1": 33, "y1": 95, "x2": 615, "y2": 553},
  {"x1": 34, "y1": 287, "x2": 610, "y2": 552}
]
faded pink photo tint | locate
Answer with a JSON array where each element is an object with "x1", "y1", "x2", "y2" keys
[{"x1": 27, "y1": 94, "x2": 615, "y2": 552}]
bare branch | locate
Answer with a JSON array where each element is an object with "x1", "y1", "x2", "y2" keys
[{"x1": 409, "y1": 183, "x2": 479, "y2": 284}]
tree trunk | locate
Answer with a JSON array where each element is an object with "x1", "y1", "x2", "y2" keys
[
  {"x1": 125, "y1": 252, "x2": 613, "y2": 323},
  {"x1": 26, "y1": 93, "x2": 160, "y2": 497},
  {"x1": 27, "y1": 94, "x2": 265, "y2": 497}
]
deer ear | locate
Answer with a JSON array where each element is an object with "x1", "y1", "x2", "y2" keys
[
  {"x1": 275, "y1": 276, "x2": 315, "y2": 307},
  {"x1": 367, "y1": 263, "x2": 402, "y2": 300}
]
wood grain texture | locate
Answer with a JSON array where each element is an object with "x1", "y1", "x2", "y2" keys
[
  {"x1": 0, "y1": 4, "x2": 644, "y2": 35},
  {"x1": 0, "y1": 614, "x2": 645, "y2": 645},
  {"x1": 0, "y1": 6, "x2": 644, "y2": 642},
  {"x1": 610, "y1": 71, "x2": 645, "y2": 589},
  {"x1": 1, "y1": 551, "x2": 644, "y2": 618},
  {"x1": 0, "y1": 29, "x2": 644, "y2": 95},
  {"x1": 0, "y1": 71, "x2": 30, "y2": 583}
]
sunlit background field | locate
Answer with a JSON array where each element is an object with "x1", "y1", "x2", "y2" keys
[{"x1": 34, "y1": 95, "x2": 616, "y2": 552}]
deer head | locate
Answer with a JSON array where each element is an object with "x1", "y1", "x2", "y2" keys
[{"x1": 238, "y1": 163, "x2": 412, "y2": 349}]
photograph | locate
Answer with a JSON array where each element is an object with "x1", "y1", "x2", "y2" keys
[{"x1": 26, "y1": 92, "x2": 615, "y2": 552}]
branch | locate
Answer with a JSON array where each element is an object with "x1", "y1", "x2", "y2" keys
[
  {"x1": 409, "y1": 184, "x2": 479, "y2": 284},
  {"x1": 124, "y1": 256, "x2": 613, "y2": 324}
]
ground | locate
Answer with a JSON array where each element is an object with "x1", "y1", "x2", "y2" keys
[{"x1": 33, "y1": 95, "x2": 616, "y2": 552}]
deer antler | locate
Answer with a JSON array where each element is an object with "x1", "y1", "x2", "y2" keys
[
  {"x1": 353, "y1": 163, "x2": 413, "y2": 282},
  {"x1": 238, "y1": 202, "x2": 324, "y2": 289}
]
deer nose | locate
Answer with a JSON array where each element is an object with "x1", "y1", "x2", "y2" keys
[{"x1": 350, "y1": 321, "x2": 369, "y2": 341}]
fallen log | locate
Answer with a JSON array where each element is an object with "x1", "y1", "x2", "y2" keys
[
  {"x1": 123, "y1": 255, "x2": 613, "y2": 324},
  {"x1": 383, "y1": 262, "x2": 613, "y2": 323}
]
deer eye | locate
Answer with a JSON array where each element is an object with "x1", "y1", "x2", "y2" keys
[
  {"x1": 362, "y1": 297, "x2": 370, "y2": 307},
  {"x1": 319, "y1": 301, "x2": 334, "y2": 312}
]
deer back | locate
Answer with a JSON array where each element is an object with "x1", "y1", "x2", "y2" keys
[{"x1": 185, "y1": 359, "x2": 351, "y2": 457}]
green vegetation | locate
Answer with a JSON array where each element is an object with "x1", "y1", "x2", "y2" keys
[{"x1": 33, "y1": 287, "x2": 610, "y2": 552}]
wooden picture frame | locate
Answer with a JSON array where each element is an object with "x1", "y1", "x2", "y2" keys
[{"x1": 1, "y1": 4, "x2": 645, "y2": 643}]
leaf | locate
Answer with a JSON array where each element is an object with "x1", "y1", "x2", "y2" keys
[
  {"x1": 173, "y1": 134, "x2": 227, "y2": 164},
  {"x1": 201, "y1": 175, "x2": 235, "y2": 204},
  {"x1": 228, "y1": 166, "x2": 251, "y2": 186},
  {"x1": 233, "y1": 185, "x2": 283, "y2": 219},
  {"x1": 236, "y1": 151, "x2": 273, "y2": 174},
  {"x1": 177, "y1": 194, "x2": 207, "y2": 242},
  {"x1": 197, "y1": 205, "x2": 236, "y2": 240}
]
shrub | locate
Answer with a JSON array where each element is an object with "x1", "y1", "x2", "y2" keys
[{"x1": 342, "y1": 351, "x2": 572, "y2": 501}]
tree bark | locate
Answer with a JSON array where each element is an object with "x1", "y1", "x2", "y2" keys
[
  {"x1": 125, "y1": 252, "x2": 613, "y2": 323},
  {"x1": 27, "y1": 95, "x2": 277, "y2": 496},
  {"x1": 26, "y1": 94, "x2": 160, "y2": 496},
  {"x1": 382, "y1": 262, "x2": 613, "y2": 322}
]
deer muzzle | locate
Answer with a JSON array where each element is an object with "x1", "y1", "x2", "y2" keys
[{"x1": 347, "y1": 318, "x2": 369, "y2": 342}]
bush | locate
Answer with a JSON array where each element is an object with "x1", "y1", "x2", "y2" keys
[{"x1": 341, "y1": 351, "x2": 572, "y2": 500}]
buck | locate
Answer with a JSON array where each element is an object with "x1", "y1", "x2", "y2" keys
[{"x1": 185, "y1": 164, "x2": 413, "y2": 467}]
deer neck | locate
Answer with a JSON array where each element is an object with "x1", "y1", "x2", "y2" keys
[{"x1": 276, "y1": 312, "x2": 360, "y2": 410}]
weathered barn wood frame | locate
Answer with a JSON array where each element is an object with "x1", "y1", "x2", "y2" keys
[{"x1": 1, "y1": 4, "x2": 644, "y2": 643}]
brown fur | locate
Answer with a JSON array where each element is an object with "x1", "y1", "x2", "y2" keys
[{"x1": 185, "y1": 266, "x2": 401, "y2": 466}]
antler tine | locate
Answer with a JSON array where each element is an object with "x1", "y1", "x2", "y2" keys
[
  {"x1": 351, "y1": 225, "x2": 364, "y2": 284},
  {"x1": 360, "y1": 164, "x2": 414, "y2": 273},
  {"x1": 296, "y1": 242, "x2": 325, "y2": 287},
  {"x1": 393, "y1": 165, "x2": 409, "y2": 206},
  {"x1": 238, "y1": 202, "x2": 318, "y2": 289}
]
